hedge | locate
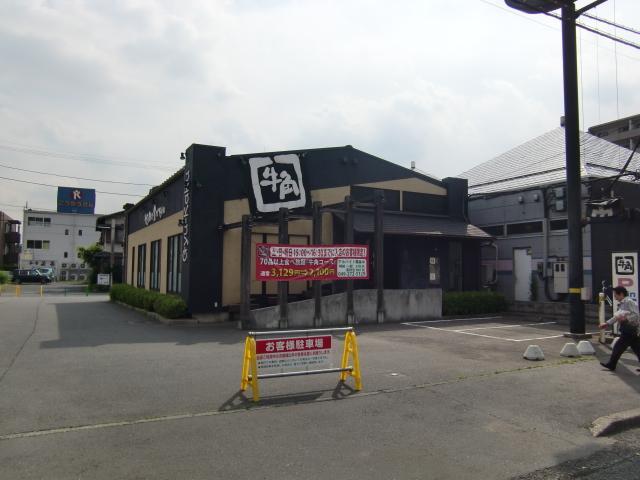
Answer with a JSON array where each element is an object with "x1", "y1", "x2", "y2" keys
[
  {"x1": 443, "y1": 291, "x2": 507, "y2": 316},
  {"x1": 0, "y1": 271, "x2": 9, "y2": 285},
  {"x1": 110, "y1": 284, "x2": 188, "y2": 319}
]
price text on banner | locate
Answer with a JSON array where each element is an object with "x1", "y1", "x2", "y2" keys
[
  {"x1": 256, "y1": 335, "x2": 333, "y2": 374},
  {"x1": 255, "y1": 243, "x2": 369, "y2": 281}
]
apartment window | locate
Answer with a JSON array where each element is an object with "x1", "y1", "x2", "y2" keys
[
  {"x1": 26, "y1": 240, "x2": 50, "y2": 250},
  {"x1": 150, "y1": 240, "x2": 161, "y2": 291},
  {"x1": 480, "y1": 225, "x2": 505, "y2": 237},
  {"x1": 137, "y1": 244, "x2": 147, "y2": 288},
  {"x1": 167, "y1": 234, "x2": 182, "y2": 294},
  {"x1": 64, "y1": 251, "x2": 68, "y2": 258},
  {"x1": 27, "y1": 216, "x2": 51, "y2": 226},
  {"x1": 506, "y1": 221, "x2": 543, "y2": 236},
  {"x1": 550, "y1": 219, "x2": 568, "y2": 231},
  {"x1": 65, "y1": 229, "x2": 69, "y2": 235},
  {"x1": 78, "y1": 229, "x2": 83, "y2": 236}
]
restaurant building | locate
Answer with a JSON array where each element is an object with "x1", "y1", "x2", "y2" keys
[{"x1": 125, "y1": 143, "x2": 490, "y2": 316}]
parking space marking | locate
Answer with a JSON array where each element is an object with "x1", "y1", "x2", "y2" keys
[
  {"x1": 402, "y1": 320, "x2": 601, "y2": 343},
  {"x1": 406, "y1": 316, "x2": 504, "y2": 324},
  {"x1": 456, "y1": 321, "x2": 557, "y2": 332}
]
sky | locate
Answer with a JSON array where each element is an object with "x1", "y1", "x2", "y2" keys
[{"x1": 0, "y1": 0, "x2": 639, "y2": 222}]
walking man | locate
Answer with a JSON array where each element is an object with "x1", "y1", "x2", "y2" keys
[{"x1": 599, "y1": 286, "x2": 640, "y2": 371}]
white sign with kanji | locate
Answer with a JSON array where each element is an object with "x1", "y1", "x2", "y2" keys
[
  {"x1": 249, "y1": 154, "x2": 306, "y2": 213},
  {"x1": 255, "y1": 335, "x2": 332, "y2": 374}
]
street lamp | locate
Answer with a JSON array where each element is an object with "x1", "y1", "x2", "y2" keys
[{"x1": 505, "y1": 0, "x2": 607, "y2": 337}]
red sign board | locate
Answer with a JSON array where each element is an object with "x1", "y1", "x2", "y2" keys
[
  {"x1": 255, "y1": 243, "x2": 369, "y2": 281},
  {"x1": 255, "y1": 336, "x2": 333, "y2": 374},
  {"x1": 255, "y1": 335, "x2": 332, "y2": 354}
]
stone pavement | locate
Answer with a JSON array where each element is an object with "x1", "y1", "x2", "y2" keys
[{"x1": 1, "y1": 296, "x2": 639, "y2": 479}]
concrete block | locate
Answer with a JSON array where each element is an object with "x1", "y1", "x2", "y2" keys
[
  {"x1": 523, "y1": 345, "x2": 545, "y2": 361},
  {"x1": 577, "y1": 340, "x2": 596, "y2": 355},
  {"x1": 560, "y1": 342, "x2": 580, "y2": 357}
]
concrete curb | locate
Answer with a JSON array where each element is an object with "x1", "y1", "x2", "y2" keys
[{"x1": 590, "y1": 408, "x2": 640, "y2": 437}]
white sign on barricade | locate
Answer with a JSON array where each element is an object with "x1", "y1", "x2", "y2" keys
[
  {"x1": 255, "y1": 335, "x2": 333, "y2": 374},
  {"x1": 97, "y1": 274, "x2": 111, "y2": 286}
]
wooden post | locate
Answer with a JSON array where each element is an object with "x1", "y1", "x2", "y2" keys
[
  {"x1": 278, "y1": 207, "x2": 289, "y2": 329},
  {"x1": 240, "y1": 215, "x2": 252, "y2": 329},
  {"x1": 312, "y1": 201, "x2": 323, "y2": 327},
  {"x1": 375, "y1": 191, "x2": 385, "y2": 324},
  {"x1": 345, "y1": 196, "x2": 354, "y2": 325}
]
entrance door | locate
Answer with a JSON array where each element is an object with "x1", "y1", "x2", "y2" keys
[{"x1": 514, "y1": 248, "x2": 532, "y2": 301}]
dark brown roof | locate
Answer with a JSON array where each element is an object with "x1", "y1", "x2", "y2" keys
[{"x1": 351, "y1": 211, "x2": 491, "y2": 239}]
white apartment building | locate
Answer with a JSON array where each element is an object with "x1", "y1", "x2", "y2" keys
[{"x1": 20, "y1": 209, "x2": 101, "y2": 281}]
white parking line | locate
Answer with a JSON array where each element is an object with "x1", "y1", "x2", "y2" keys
[
  {"x1": 457, "y1": 322, "x2": 557, "y2": 332},
  {"x1": 401, "y1": 320, "x2": 601, "y2": 343},
  {"x1": 406, "y1": 316, "x2": 504, "y2": 324}
]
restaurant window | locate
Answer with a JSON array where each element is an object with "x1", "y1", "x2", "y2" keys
[
  {"x1": 131, "y1": 246, "x2": 135, "y2": 285},
  {"x1": 150, "y1": 240, "x2": 161, "y2": 291},
  {"x1": 137, "y1": 244, "x2": 146, "y2": 288},
  {"x1": 167, "y1": 234, "x2": 182, "y2": 294}
]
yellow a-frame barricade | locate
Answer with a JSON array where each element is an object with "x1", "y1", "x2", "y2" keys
[{"x1": 240, "y1": 327, "x2": 362, "y2": 402}]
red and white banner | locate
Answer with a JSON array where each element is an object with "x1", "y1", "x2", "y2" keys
[
  {"x1": 255, "y1": 243, "x2": 369, "y2": 281},
  {"x1": 256, "y1": 335, "x2": 333, "y2": 374}
]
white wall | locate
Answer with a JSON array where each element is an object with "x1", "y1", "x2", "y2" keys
[{"x1": 20, "y1": 210, "x2": 101, "y2": 280}]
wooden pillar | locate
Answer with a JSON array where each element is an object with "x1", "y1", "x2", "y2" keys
[
  {"x1": 240, "y1": 215, "x2": 252, "y2": 329},
  {"x1": 278, "y1": 207, "x2": 289, "y2": 329},
  {"x1": 312, "y1": 201, "x2": 323, "y2": 327},
  {"x1": 375, "y1": 191, "x2": 385, "y2": 324},
  {"x1": 345, "y1": 196, "x2": 354, "y2": 325}
]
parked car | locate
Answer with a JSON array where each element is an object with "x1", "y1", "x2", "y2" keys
[
  {"x1": 12, "y1": 269, "x2": 52, "y2": 284},
  {"x1": 35, "y1": 267, "x2": 56, "y2": 282}
]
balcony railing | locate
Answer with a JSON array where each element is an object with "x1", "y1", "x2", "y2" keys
[{"x1": 4, "y1": 231, "x2": 20, "y2": 244}]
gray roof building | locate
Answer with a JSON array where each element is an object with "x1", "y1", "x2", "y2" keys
[{"x1": 460, "y1": 127, "x2": 637, "y2": 195}]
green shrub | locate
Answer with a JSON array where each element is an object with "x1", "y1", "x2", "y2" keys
[
  {"x1": 0, "y1": 271, "x2": 9, "y2": 285},
  {"x1": 110, "y1": 283, "x2": 187, "y2": 318},
  {"x1": 443, "y1": 291, "x2": 508, "y2": 316},
  {"x1": 153, "y1": 295, "x2": 188, "y2": 319}
]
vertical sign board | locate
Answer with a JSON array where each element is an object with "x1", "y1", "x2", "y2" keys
[
  {"x1": 612, "y1": 252, "x2": 639, "y2": 311},
  {"x1": 57, "y1": 187, "x2": 96, "y2": 214},
  {"x1": 255, "y1": 335, "x2": 333, "y2": 374}
]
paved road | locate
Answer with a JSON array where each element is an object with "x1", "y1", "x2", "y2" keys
[{"x1": 1, "y1": 296, "x2": 639, "y2": 479}]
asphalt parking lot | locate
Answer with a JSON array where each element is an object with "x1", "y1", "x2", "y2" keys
[{"x1": 1, "y1": 296, "x2": 640, "y2": 479}]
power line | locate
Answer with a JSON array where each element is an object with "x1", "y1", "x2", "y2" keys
[
  {"x1": 582, "y1": 12, "x2": 640, "y2": 36},
  {"x1": 0, "y1": 143, "x2": 178, "y2": 171},
  {"x1": 0, "y1": 175, "x2": 145, "y2": 197},
  {"x1": 0, "y1": 162, "x2": 156, "y2": 187}
]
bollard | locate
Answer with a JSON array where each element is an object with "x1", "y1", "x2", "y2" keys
[
  {"x1": 40, "y1": 285, "x2": 43, "y2": 297},
  {"x1": 15, "y1": 285, "x2": 20, "y2": 297}
]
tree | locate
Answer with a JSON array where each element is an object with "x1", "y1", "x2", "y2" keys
[{"x1": 77, "y1": 243, "x2": 103, "y2": 284}]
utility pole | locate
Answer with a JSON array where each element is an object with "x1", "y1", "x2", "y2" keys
[{"x1": 505, "y1": 0, "x2": 607, "y2": 338}]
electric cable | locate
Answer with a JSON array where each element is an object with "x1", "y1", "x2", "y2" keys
[
  {"x1": 0, "y1": 175, "x2": 144, "y2": 197},
  {"x1": 0, "y1": 162, "x2": 156, "y2": 186}
]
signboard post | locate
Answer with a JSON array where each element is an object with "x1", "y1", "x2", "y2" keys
[
  {"x1": 57, "y1": 187, "x2": 96, "y2": 214},
  {"x1": 240, "y1": 327, "x2": 361, "y2": 402}
]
